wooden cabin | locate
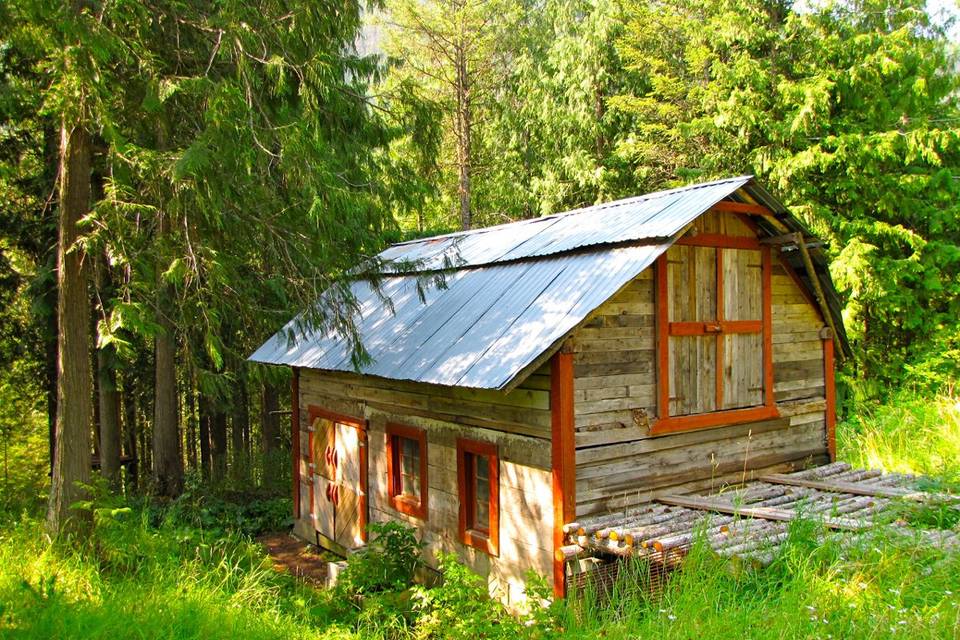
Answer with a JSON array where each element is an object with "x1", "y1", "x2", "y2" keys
[{"x1": 249, "y1": 176, "x2": 849, "y2": 605}]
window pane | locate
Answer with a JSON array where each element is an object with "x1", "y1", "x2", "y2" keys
[
  {"x1": 398, "y1": 436, "x2": 420, "y2": 499},
  {"x1": 473, "y1": 454, "x2": 489, "y2": 531}
]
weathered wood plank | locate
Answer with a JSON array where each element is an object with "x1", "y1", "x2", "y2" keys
[
  {"x1": 656, "y1": 495, "x2": 865, "y2": 531},
  {"x1": 759, "y1": 474, "x2": 958, "y2": 503}
]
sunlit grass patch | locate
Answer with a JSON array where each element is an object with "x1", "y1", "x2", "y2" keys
[{"x1": 838, "y1": 391, "x2": 960, "y2": 485}]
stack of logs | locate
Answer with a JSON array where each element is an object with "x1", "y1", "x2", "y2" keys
[{"x1": 559, "y1": 462, "x2": 960, "y2": 571}]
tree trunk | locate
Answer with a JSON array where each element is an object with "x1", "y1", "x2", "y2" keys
[
  {"x1": 210, "y1": 407, "x2": 227, "y2": 482},
  {"x1": 152, "y1": 210, "x2": 182, "y2": 496},
  {"x1": 97, "y1": 344, "x2": 121, "y2": 487},
  {"x1": 186, "y1": 365, "x2": 197, "y2": 470},
  {"x1": 46, "y1": 120, "x2": 93, "y2": 536},
  {"x1": 231, "y1": 378, "x2": 249, "y2": 469},
  {"x1": 123, "y1": 376, "x2": 138, "y2": 492},
  {"x1": 455, "y1": 43, "x2": 472, "y2": 230},
  {"x1": 198, "y1": 393, "x2": 211, "y2": 480},
  {"x1": 95, "y1": 254, "x2": 121, "y2": 487},
  {"x1": 260, "y1": 382, "x2": 280, "y2": 454}
]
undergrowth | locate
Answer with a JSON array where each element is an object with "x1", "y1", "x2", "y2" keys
[
  {"x1": 1, "y1": 391, "x2": 959, "y2": 639},
  {"x1": 838, "y1": 390, "x2": 960, "y2": 485}
]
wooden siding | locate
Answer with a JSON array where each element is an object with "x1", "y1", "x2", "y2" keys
[
  {"x1": 294, "y1": 367, "x2": 554, "y2": 606},
  {"x1": 571, "y1": 215, "x2": 830, "y2": 517}
]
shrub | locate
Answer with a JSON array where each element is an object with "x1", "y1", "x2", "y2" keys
[
  {"x1": 336, "y1": 522, "x2": 423, "y2": 601},
  {"x1": 411, "y1": 553, "x2": 524, "y2": 640}
]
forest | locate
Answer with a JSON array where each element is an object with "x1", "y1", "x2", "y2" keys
[{"x1": 1, "y1": 0, "x2": 959, "y2": 638}]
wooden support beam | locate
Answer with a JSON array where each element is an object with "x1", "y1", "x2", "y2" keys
[
  {"x1": 656, "y1": 495, "x2": 866, "y2": 531},
  {"x1": 551, "y1": 352, "x2": 576, "y2": 598},
  {"x1": 759, "y1": 474, "x2": 958, "y2": 503},
  {"x1": 796, "y1": 235, "x2": 845, "y2": 361},
  {"x1": 291, "y1": 367, "x2": 301, "y2": 519},
  {"x1": 710, "y1": 200, "x2": 773, "y2": 216},
  {"x1": 760, "y1": 232, "x2": 802, "y2": 246},
  {"x1": 824, "y1": 338, "x2": 837, "y2": 461}
]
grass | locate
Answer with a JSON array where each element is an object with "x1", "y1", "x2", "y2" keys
[
  {"x1": 838, "y1": 390, "x2": 960, "y2": 485},
  {"x1": 1, "y1": 391, "x2": 959, "y2": 639}
]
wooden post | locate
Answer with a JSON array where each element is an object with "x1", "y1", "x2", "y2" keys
[
  {"x1": 551, "y1": 350, "x2": 575, "y2": 598},
  {"x1": 796, "y1": 234, "x2": 844, "y2": 361},
  {"x1": 291, "y1": 367, "x2": 301, "y2": 518},
  {"x1": 823, "y1": 336, "x2": 837, "y2": 461}
]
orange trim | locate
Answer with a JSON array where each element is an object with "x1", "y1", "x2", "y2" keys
[
  {"x1": 716, "y1": 249, "x2": 725, "y2": 409},
  {"x1": 710, "y1": 200, "x2": 773, "y2": 215},
  {"x1": 824, "y1": 338, "x2": 837, "y2": 461},
  {"x1": 762, "y1": 247, "x2": 775, "y2": 408},
  {"x1": 669, "y1": 320, "x2": 763, "y2": 336},
  {"x1": 657, "y1": 255, "x2": 670, "y2": 418},
  {"x1": 291, "y1": 368, "x2": 300, "y2": 518},
  {"x1": 655, "y1": 234, "x2": 777, "y2": 434},
  {"x1": 550, "y1": 352, "x2": 575, "y2": 598},
  {"x1": 385, "y1": 423, "x2": 429, "y2": 520},
  {"x1": 456, "y1": 438, "x2": 499, "y2": 556},
  {"x1": 306, "y1": 404, "x2": 369, "y2": 545},
  {"x1": 650, "y1": 405, "x2": 779, "y2": 435},
  {"x1": 306, "y1": 405, "x2": 367, "y2": 432},
  {"x1": 676, "y1": 234, "x2": 761, "y2": 249}
]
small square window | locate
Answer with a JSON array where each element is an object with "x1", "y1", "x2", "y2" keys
[{"x1": 386, "y1": 423, "x2": 428, "y2": 519}]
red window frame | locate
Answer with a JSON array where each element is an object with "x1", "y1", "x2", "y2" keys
[
  {"x1": 652, "y1": 229, "x2": 777, "y2": 435},
  {"x1": 456, "y1": 438, "x2": 499, "y2": 556},
  {"x1": 385, "y1": 422, "x2": 428, "y2": 520}
]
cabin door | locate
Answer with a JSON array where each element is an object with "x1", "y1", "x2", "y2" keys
[{"x1": 309, "y1": 410, "x2": 367, "y2": 550}]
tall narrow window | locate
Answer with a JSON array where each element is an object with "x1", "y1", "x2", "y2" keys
[
  {"x1": 386, "y1": 423, "x2": 428, "y2": 519},
  {"x1": 653, "y1": 213, "x2": 777, "y2": 434},
  {"x1": 457, "y1": 438, "x2": 499, "y2": 556}
]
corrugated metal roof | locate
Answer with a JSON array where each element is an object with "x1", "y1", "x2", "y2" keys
[
  {"x1": 251, "y1": 175, "x2": 838, "y2": 390},
  {"x1": 375, "y1": 176, "x2": 751, "y2": 272},
  {"x1": 249, "y1": 244, "x2": 666, "y2": 389}
]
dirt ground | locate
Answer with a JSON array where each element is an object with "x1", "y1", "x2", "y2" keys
[{"x1": 258, "y1": 531, "x2": 331, "y2": 587}]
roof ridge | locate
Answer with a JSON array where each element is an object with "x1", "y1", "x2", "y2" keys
[{"x1": 388, "y1": 175, "x2": 754, "y2": 249}]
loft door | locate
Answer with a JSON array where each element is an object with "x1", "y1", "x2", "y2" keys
[{"x1": 309, "y1": 409, "x2": 367, "y2": 550}]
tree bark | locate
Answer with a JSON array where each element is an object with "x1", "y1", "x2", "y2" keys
[
  {"x1": 97, "y1": 344, "x2": 121, "y2": 487},
  {"x1": 152, "y1": 210, "x2": 183, "y2": 496},
  {"x1": 186, "y1": 365, "x2": 197, "y2": 470},
  {"x1": 454, "y1": 43, "x2": 472, "y2": 230},
  {"x1": 231, "y1": 376, "x2": 249, "y2": 480},
  {"x1": 260, "y1": 382, "x2": 280, "y2": 454},
  {"x1": 46, "y1": 120, "x2": 93, "y2": 536},
  {"x1": 210, "y1": 406, "x2": 227, "y2": 482},
  {"x1": 95, "y1": 254, "x2": 121, "y2": 487},
  {"x1": 198, "y1": 393, "x2": 211, "y2": 480},
  {"x1": 123, "y1": 376, "x2": 138, "y2": 491}
]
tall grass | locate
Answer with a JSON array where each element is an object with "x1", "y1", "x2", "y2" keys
[
  {"x1": 0, "y1": 509, "x2": 358, "y2": 639},
  {"x1": 561, "y1": 522, "x2": 960, "y2": 639},
  {"x1": 2, "y1": 391, "x2": 959, "y2": 639},
  {"x1": 838, "y1": 390, "x2": 960, "y2": 484}
]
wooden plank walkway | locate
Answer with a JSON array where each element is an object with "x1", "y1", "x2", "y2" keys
[{"x1": 560, "y1": 462, "x2": 959, "y2": 570}]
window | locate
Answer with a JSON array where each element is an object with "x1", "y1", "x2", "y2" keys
[
  {"x1": 653, "y1": 220, "x2": 777, "y2": 435},
  {"x1": 456, "y1": 438, "x2": 499, "y2": 556},
  {"x1": 386, "y1": 423, "x2": 428, "y2": 519}
]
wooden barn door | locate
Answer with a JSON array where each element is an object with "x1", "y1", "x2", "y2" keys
[{"x1": 308, "y1": 407, "x2": 368, "y2": 551}]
